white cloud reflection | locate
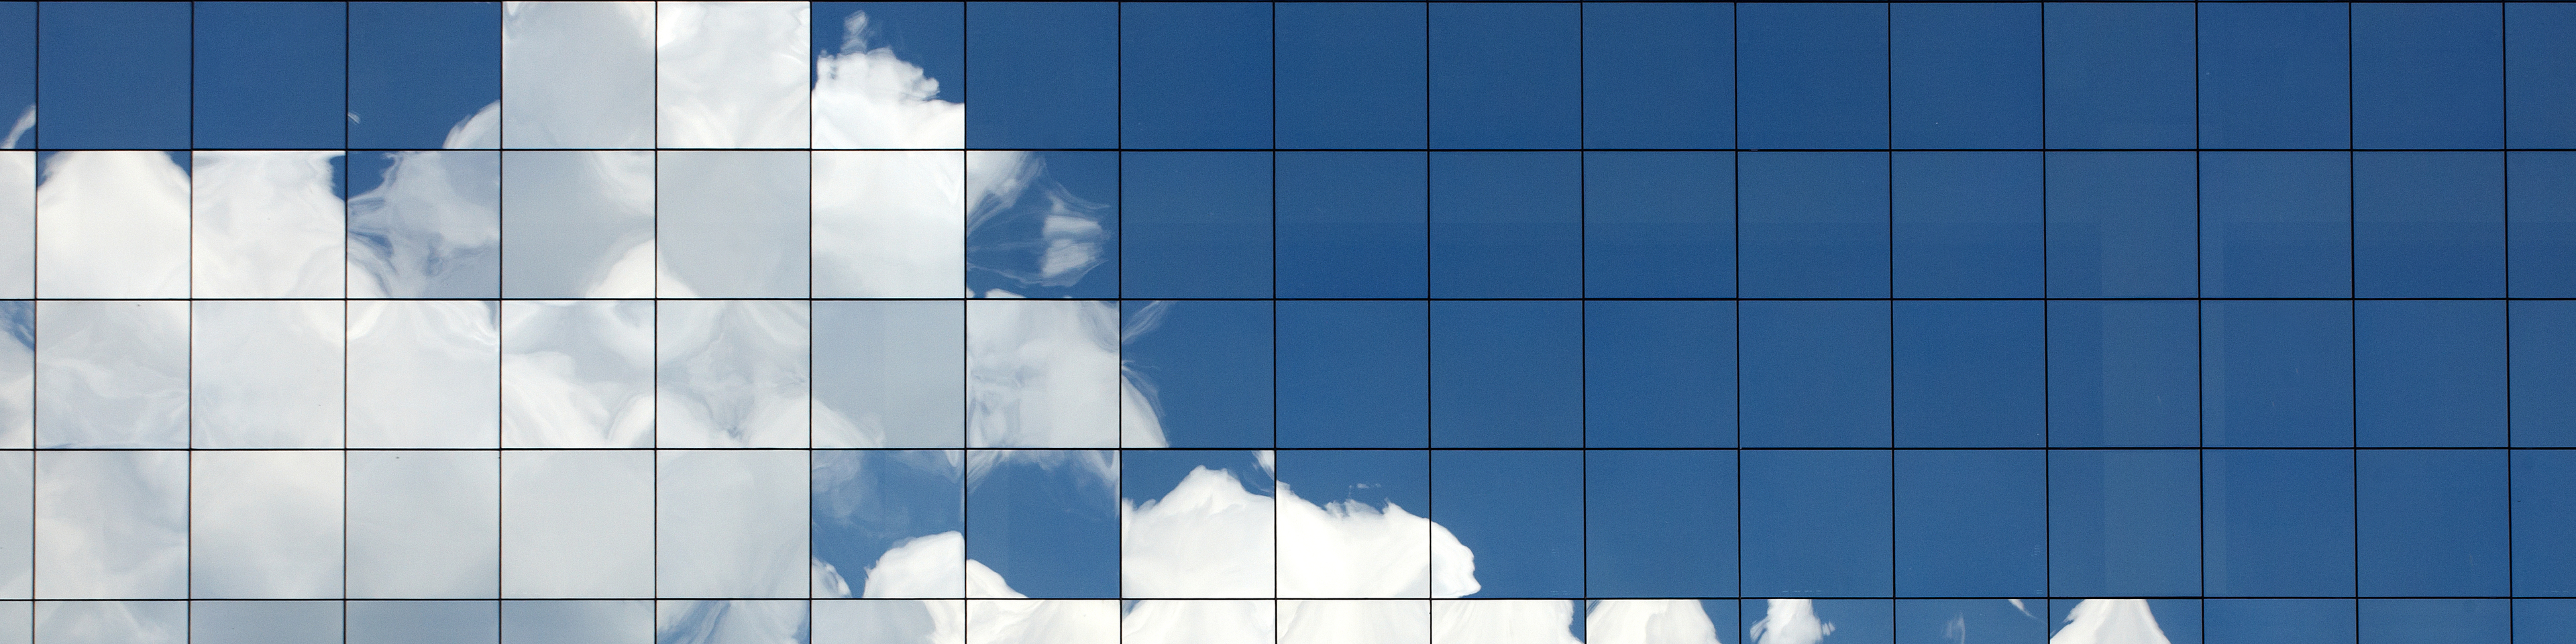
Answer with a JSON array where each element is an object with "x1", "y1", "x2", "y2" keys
[
  {"x1": 0, "y1": 301, "x2": 29, "y2": 448},
  {"x1": 2049, "y1": 599, "x2": 2175, "y2": 644},
  {"x1": 501, "y1": 451, "x2": 654, "y2": 598},
  {"x1": 347, "y1": 451, "x2": 500, "y2": 599},
  {"x1": 656, "y1": 301, "x2": 810, "y2": 447},
  {"x1": 657, "y1": 1, "x2": 811, "y2": 148},
  {"x1": 191, "y1": 301, "x2": 343, "y2": 449},
  {"x1": 346, "y1": 151, "x2": 501, "y2": 299},
  {"x1": 502, "y1": 300, "x2": 655, "y2": 448},
  {"x1": 36, "y1": 450, "x2": 186, "y2": 599},
  {"x1": 189, "y1": 451, "x2": 343, "y2": 599},
  {"x1": 189, "y1": 151, "x2": 345, "y2": 299},
  {"x1": 1586, "y1": 600, "x2": 1725, "y2": 644},
  {"x1": 498, "y1": 150, "x2": 657, "y2": 299},
  {"x1": 347, "y1": 300, "x2": 501, "y2": 448},
  {"x1": 657, "y1": 450, "x2": 810, "y2": 598},
  {"x1": 0, "y1": 9, "x2": 2208, "y2": 644},
  {"x1": 502, "y1": 1, "x2": 655, "y2": 148},
  {"x1": 34, "y1": 301, "x2": 188, "y2": 449},
  {"x1": 34, "y1": 152, "x2": 189, "y2": 299},
  {"x1": 0, "y1": 150, "x2": 30, "y2": 298}
]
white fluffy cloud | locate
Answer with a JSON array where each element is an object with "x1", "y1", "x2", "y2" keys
[
  {"x1": 189, "y1": 151, "x2": 345, "y2": 299},
  {"x1": 813, "y1": 10, "x2": 963, "y2": 149},
  {"x1": 656, "y1": 1, "x2": 810, "y2": 148},
  {"x1": 966, "y1": 299, "x2": 1151, "y2": 450},
  {"x1": 1587, "y1": 600, "x2": 1727, "y2": 644},
  {"x1": 34, "y1": 152, "x2": 189, "y2": 299},
  {"x1": 500, "y1": 300, "x2": 656, "y2": 448},
  {"x1": 345, "y1": 150, "x2": 500, "y2": 298},
  {"x1": 2049, "y1": 599, "x2": 2175, "y2": 644},
  {"x1": 655, "y1": 301, "x2": 812, "y2": 447}
]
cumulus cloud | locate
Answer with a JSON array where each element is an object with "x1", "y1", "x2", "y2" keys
[
  {"x1": 812, "y1": 449, "x2": 965, "y2": 597},
  {"x1": 656, "y1": 301, "x2": 810, "y2": 447},
  {"x1": 805, "y1": 8, "x2": 975, "y2": 297},
  {"x1": 1748, "y1": 599, "x2": 1832, "y2": 644},
  {"x1": 189, "y1": 151, "x2": 345, "y2": 299},
  {"x1": 1279, "y1": 600, "x2": 1429, "y2": 644},
  {"x1": 190, "y1": 301, "x2": 343, "y2": 449},
  {"x1": 345, "y1": 150, "x2": 500, "y2": 299},
  {"x1": 1122, "y1": 467, "x2": 1274, "y2": 598},
  {"x1": 812, "y1": 150, "x2": 969, "y2": 298},
  {"x1": 36, "y1": 450, "x2": 188, "y2": 599},
  {"x1": 34, "y1": 151, "x2": 189, "y2": 299},
  {"x1": 967, "y1": 299, "x2": 1142, "y2": 450},
  {"x1": 1587, "y1": 600, "x2": 1727, "y2": 644},
  {"x1": 1279, "y1": 482, "x2": 1476, "y2": 598},
  {"x1": 34, "y1": 301, "x2": 189, "y2": 449},
  {"x1": 813, "y1": 10, "x2": 963, "y2": 149},
  {"x1": 1122, "y1": 600, "x2": 1274, "y2": 644},
  {"x1": 657, "y1": 1, "x2": 810, "y2": 148},
  {"x1": 502, "y1": 1, "x2": 655, "y2": 148},
  {"x1": 501, "y1": 300, "x2": 655, "y2": 448},
  {"x1": 971, "y1": 600, "x2": 1121, "y2": 644},
  {"x1": 814, "y1": 600, "x2": 959, "y2": 644},
  {"x1": 347, "y1": 300, "x2": 502, "y2": 448},
  {"x1": 1436, "y1": 600, "x2": 1585, "y2": 644},
  {"x1": 187, "y1": 451, "x2": 342, "y2": 598},
  {"x1": 2049, "y1": 599, "x2": 2174, "y2": 644},
  {"x1": 0, "y1": 151, "x2": 29, "y2": 298}
]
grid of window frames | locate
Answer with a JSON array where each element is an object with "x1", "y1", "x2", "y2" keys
[{"x1": 0, "y1": 1, "x2": 2571, "y2": 643}]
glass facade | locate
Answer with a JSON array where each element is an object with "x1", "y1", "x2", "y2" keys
[{"x1": 0, "y1": 1, "x2": 2569, "y2": 643}]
